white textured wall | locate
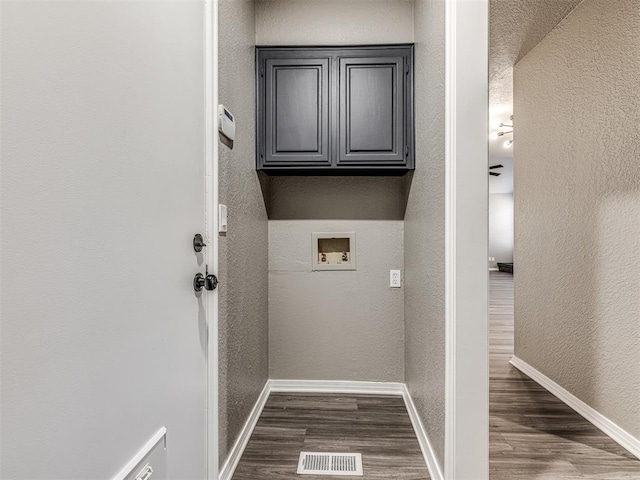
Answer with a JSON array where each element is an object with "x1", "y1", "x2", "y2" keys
[
  {"x1": 218, "y1": 0, "x2": 269, "y2": 465},
  {"x1": 404, "y1": 0, "x2": 446, "y2": 468},
  {"x1": 489, "y1": 193, "x2": 514, "y2": 269},
  {"x1": 0, "y1": 1, "x2": 207, "y2": 478},
  {"x1": 255, "y1": 0, "x2": 414, "y2": 45},
  {"x1": 514, "y1": 0, "x2": 640, "y2": 440}
]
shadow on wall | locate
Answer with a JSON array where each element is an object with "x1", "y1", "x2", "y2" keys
[{"x1": 266, "y1": 176, "x2": 409, "y2": 220}]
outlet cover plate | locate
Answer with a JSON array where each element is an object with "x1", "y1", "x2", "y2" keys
[{"x1": 390, "y1": 270, "x2": 401, "y2": 288}]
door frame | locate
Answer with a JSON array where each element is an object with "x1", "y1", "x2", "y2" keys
[
  {"x1": 444, "y1": 0, "x2": 489, "y2": 479},
  {"x1": 204, "y1": 0, "x2": 219, "y2": 479},
  {"x1": 203, "y1": 0, "x2": 490, "y2": 477}
]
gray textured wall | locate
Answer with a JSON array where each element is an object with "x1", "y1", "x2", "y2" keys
[
  {"x1": 404, "y1": 0, "x2": 447, "y2": 469},
  {"x1": 514, "y1": 0, "x2": 640, "y2": 441},
  {"x1": 218, "y1": 0, "x2": 269, "y2": 465},
  {"x1": 255, "y1": 0, "x2": 414, "y2": 46},
  {"x1": 258, "y1": 0, "x2": 413, "y2": 382},
  {"x1": 269, "y1": 218, "x2": 404, "y2": 381}
]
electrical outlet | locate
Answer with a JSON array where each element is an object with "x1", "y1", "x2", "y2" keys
[
  {"x1": 488, "y1": 256, "x2": 495, "y2": 262},
  {"x1": 390, "y1": 270, "x2": 401, "y2": 288}
]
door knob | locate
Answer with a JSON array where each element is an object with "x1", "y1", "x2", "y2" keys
[
  {"x1": 193, "y1": 265, "x2": 218, "y2": 292},
  {"x1": 204, "y1": 273, "x2": 218, "y2": 291},
  {"x1": 193, "y1": 273, "x2": 206, "y2": 292}
]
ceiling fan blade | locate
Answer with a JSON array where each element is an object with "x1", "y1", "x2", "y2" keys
[
  {"x1": 489, "y1": 164, "x2": 504, "y2": 170},
  {"x1": 489, "y1": 172, "x2": 501, "y2": 176}
]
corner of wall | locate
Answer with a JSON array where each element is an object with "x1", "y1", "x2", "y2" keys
[{"x1": 217, "y1": 0, "x2": 269, "y2": 465}]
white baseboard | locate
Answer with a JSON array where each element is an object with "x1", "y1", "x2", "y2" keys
[
  {"x1": 510, "y1": 356, "x2": 640, "y2": 460},
  {"x1": 268, "y1": 379, "x2": 404, "y2": 395},
  {"x1": 401, "y1": 385, "x2": 445, "y2": 480},
  {"x1": 488, "y1": 267, "x2": 499, "y2": 271},
  {"x1": 218, "y1": 381, "x2": 270, "y2": 480},
  {"x1": 219, "y1": 380, "x2": 443, "y2": 480}
]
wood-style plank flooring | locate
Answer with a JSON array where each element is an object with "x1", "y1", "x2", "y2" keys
[
  {"x1": 232, "y1": 393, "x2": 430, "y2": 479},
  {"x1": 490, "y1": 271, "x2": 640, "y2": 479},
  {"x1": 231, "y1": 272, "x2": 639, "y2": 479}
]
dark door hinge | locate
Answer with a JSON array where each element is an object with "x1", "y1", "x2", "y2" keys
[{"x1": 405, "y1": 145, "x2": 409, "y2": 157}]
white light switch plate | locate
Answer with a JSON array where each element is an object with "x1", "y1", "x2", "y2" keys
[
  {"x1": 390, "y1": 270, "x2": 401, "y2": 288},
  {"x1": 219, "y1": 204, "x2": 228, "y2": 233}
]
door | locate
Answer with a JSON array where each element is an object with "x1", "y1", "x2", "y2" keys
[
  {"x1": 259, "y1": 54, "x2": 331, "y2": 169},
  {"x1": 0, "y1": 1, "x2": 215, "y2": 479},
  {"x1": 338, "y1": 53, "x2": 408, "y2": 166}
]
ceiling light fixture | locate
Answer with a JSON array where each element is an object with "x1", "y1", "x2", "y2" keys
[{"x1": 490, "y1": 114, "x2": 514, "y2": 148}]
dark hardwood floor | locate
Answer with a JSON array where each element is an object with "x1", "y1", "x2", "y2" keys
[
  {"x1": 231, "y1": 272, "x2": 639, "y2": 479},
  {"x1": 232, "y1": 393, "x2": 430, "y2": 479},
  {"x1": 490, "y1": 271, "x2": 640, "y2": 479}
]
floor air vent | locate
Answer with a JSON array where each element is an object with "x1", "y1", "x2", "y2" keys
[{"x1": 296, "y1": 452, "x2": 363, "y2": 476}]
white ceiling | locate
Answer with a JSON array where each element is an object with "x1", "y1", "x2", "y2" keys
[
  {"x1": 489, "y1": 0, "x2": 583, "y2": 111},
  {"x1": 488, "y1": 0, "x2": 583, "y2": 192}
]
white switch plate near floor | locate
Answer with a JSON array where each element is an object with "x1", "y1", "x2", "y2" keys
[{"x1": 390, "y1": 270, "x2": 401, "y2": 288}]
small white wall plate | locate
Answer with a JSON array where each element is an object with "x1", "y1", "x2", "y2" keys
[{"x1": 218, "y1": 104, "x2": 235, "y2": 141}]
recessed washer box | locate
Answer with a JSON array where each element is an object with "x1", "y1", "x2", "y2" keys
[{"x1": 312, "y1": 232, "x2": 356, "y2": 271}]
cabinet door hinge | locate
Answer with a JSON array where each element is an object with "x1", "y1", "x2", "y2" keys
[
  {"x1": 405, "y1": 145, "x2": 409, "y2": 157},
  {"x1": 405, "y1": 62, "x2": 409, "y2": 75}
]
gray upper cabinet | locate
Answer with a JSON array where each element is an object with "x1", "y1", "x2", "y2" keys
[
  {"x1": 263, "y1": 56, "x2": 331, "y2": 168},
  {"x1": 257, "y1": 45, "x2": 414, "y2": 175},
  {"x1": 338, "y1": 54, "x2": 406, "y2": 166}
]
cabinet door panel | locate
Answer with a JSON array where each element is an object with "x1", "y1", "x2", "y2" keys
[
  {"x1": 263, "y1": 58, "x2": 330, "y2": 167},
  {"x1": 338, "y1": 56, "x2": 406, "y2": 165}
]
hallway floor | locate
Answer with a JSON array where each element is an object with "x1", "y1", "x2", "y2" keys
[
  {"x1": 232, "y1": 393, "x2": 430, "y2": 479},
  {"x1": 230, "y1": 272, "x2": 639, "y2": 480},
  {"x1": 490, "y1": 271, "x2": 640, "y2": 479}
]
